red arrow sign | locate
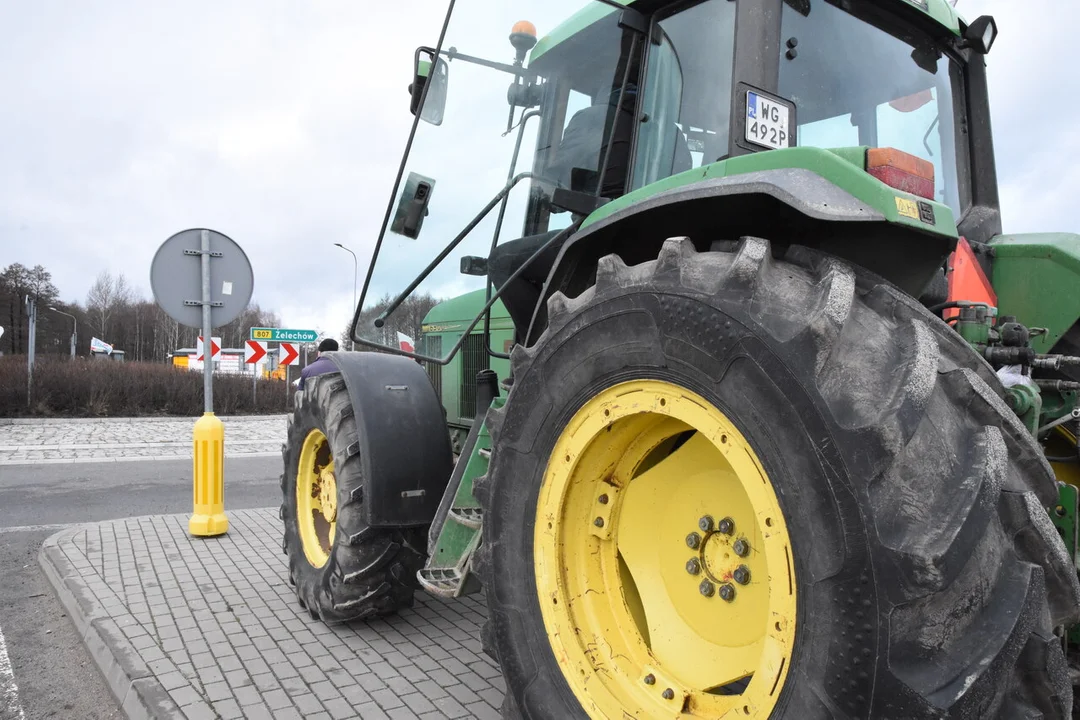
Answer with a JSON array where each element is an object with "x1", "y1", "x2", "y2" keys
[
  {"x1": 197, "y1": 336, "x2": 221, "y2": 362},
  {"x1": 278, "y1": 342, "x2": 300, "y2": 367},
  {"x1": 244, "y1": 340, "x2": 267, "y2": 364}
]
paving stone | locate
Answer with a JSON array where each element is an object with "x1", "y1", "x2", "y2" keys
[
  {"x1": 41, "y1": 507, "x2": 508, "y2": 720},
  {"x1": 212, "y1": 699, "x2": 245, "y2": 720}
]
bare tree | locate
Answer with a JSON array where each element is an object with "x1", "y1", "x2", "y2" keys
[{"x1": 86, "y1": 271, "x2": 134, "y2": 341}]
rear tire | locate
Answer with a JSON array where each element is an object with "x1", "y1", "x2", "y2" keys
[
  {"x1": 280, "y1": 373, "x2": 425, "y2": 623},
  {"x1": 474, "y1": 237, "x2": 1080, "y2": 718}
]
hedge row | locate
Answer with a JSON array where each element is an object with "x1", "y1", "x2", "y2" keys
[{"x1": 0, "y1": 356, "x2": 289, "y2": 417}]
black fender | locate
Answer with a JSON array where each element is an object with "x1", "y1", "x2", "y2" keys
[
  {"x1": 323, "y1": 351, "x2": 453, "y2": 528},
  {"x1": 527, "y1": 167, "x2": 955, "y2": 344}
]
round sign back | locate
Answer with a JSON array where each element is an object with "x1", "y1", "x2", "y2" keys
[{"x1": 150, "y1": 228, "x2": 254, "y2": 329}]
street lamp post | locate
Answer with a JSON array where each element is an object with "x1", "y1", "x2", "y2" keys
[
  {"x1": 333, "y1": 243, "x2": 358, "y2": 351},
  {"x1": 49, "y1": 306, "x2": 77, "y2": 359}
]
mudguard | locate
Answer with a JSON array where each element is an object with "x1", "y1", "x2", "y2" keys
[
  {"x1": 324, "y1": 351, "x2": 453, "y2": 528},
  {"x1": 528, "y1": 166, "x2": 956, "y2": 343}
]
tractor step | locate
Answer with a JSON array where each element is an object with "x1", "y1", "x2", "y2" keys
[
  {"x1": 418, "y1": 397, "x2": 504, "y2": 599},
  {"x1": 417, "y1": 567, "x2": 468, "y2": 598},
  {"x1": 448, "y1": 506, "x2": 483, "y2": 528}
]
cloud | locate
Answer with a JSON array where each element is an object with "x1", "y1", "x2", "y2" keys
[{"x1": 1, "y1": 0, "x2": 1076, "y2": 350}]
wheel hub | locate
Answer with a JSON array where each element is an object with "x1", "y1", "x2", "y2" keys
[{"x1": 318, "y1": 467, "x2": 337, "y2": 523}]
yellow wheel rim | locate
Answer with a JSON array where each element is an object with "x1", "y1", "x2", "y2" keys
[
  {"x1": 297, "y1": 428, "x2": 337, "y2": 568},
  {"x1": 535, "y1": 380, "x2": 796, "y2": 718}
]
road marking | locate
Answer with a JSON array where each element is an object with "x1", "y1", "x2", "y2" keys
[{"x1": 0, "y1": 622, "x2": 26, "y2": 720}]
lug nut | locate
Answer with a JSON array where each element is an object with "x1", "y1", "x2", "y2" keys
[
  {"x1": 662, "y1": 688, "x2": 675, "y2": 700},
  {"x1": 698, "y1": 515, "x2": 714, "y2": 532},
  {"x1": 593, "y1": 517, "x2": 604, "y2": 528},
  {"x1": 733, "y1": 538, "x2": 749, "y2": 557},
  {"x1": 719, "y1": 584, "x2": 736, "y2": 602},
  {"x1": 644, "y1": 673, "x2": 655, "y2": 685},
  {"x1": 686, "y1": 532, "x2": 701, "y2": 549},
  {"x1": 699, "y1": 579, "x2": 715, "y2": 597},
  {"x1": 717, "y1": 517, "x2": 734, "y2": 535},
  {"x1": 733, "y1": 565, "x2": 751, "y2": 585},
  {"x1": 685, "y1": 558, "x2": 701, "y2": 575},
  {"x1": 598, "y1": 494, "x2": 609, "y2": 505}
]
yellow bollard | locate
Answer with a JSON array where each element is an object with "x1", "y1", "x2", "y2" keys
[{"x1": 190, "y1": 412, "x2": 229, "y2": 536}]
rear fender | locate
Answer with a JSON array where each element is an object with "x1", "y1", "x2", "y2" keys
[
  {"x1": 528, "y1": 167, "x2": 956, "y2": 344},
  {"x1": 324, "y1": 351, "x2": 453, "y2": 528}
]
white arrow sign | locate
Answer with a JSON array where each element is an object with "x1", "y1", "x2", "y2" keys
[
  {"x1": 196, "y1": 336, "x2": 222, "y2": 362},
  {"x1": 244, "y1": 340, "x2": 267, "y2": 364}
]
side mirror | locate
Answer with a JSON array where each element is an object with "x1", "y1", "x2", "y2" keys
[
  {"x1": 390, "y1": 172, "x2": 436, "y2": 239},
  {"x1": 961, "y1": 16, "x2": 997, "y2": 54},
  {"x1": 409, "y1": 47, "x2": 448, "y2": 126}
]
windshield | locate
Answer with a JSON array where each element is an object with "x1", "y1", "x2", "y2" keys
[
  {"x1": 778, "y1": 0, "x2": 967, "y2": 217},
  {"x1": 355, "y1": 0, "x2": 634, "y2": 354}
]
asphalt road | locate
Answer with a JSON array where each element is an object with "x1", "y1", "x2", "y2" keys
[{"x1": 0, "y1": 456, "x2": 282, "y2": 720}]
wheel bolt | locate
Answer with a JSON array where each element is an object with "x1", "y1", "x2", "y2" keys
[
  {"x1": 593, "y1": 517, "x2": 604, "y2": 528},
  {"x1": 719, "y1": 584, "x2": 736, "y2": 602},
  {"x1": 644, "y1": 673, "x2": 655, "y2": 685},
  {"x1": 662, "y1": 688, "x2": 674, "y2": 700},
  {"x1": 686, "y1": 532, "x2": 701, "y2": 549},
  {"x1": 733, "y1": 538, "x2": 749, "y2": 557},
  {"x1": 699, "y1": 579, "x2": 715, "y2": 597},
  {"x1": 685, "y1": 558, "x2": 701, "y2": 575},
  {"x1": 717, "y1": 517, "x2": 734, "y2": 535},
  {"x1": 733, "y1": 565, "x2": 750, "y2": 585},
  {"x1": 698, "y1": 515, "x2": 714, "y2": 532},
  {"x1": 598, "y1": 494, "x2": 609, "y2": 505}
]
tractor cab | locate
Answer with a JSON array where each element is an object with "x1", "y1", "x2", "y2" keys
[{"x1": 352, "y1": 0, "x2": 998, "y2": 364}]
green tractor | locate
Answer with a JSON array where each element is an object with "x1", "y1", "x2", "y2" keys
[{"x1": 279, "y1": 0, "x2": 1080, "y2": 716}]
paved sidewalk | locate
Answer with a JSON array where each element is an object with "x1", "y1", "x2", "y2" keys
[
  {"x1": 40, "y1": 508, "x2": 505, "y2": 720},
  {"x1": 1, "y1": 416, "x2": 286, "y2": 465}
]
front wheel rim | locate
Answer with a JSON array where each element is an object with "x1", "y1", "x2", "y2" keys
[
  {"x1": 534, "y1": 380, "x2": 796, "y2": 718},
  {"x1": 297, "y1": 428, "x2": 337, "y2": 568}
]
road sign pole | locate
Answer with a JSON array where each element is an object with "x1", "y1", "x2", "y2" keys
[
  {"x1": 201, "y1": 229, "x2": 214, "y2": 413},
  {"x1": 190, "y1": 229, "x2": 228, "y2": 538}
]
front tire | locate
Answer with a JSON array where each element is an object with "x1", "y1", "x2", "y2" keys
[
  {"x1": 280, "y1": 373, "x2": 425, "y2": 623},
  {"x1": 474, "y1": 237, "x2": 1080, "y2": 718}
]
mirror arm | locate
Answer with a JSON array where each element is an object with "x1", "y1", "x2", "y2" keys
[
  {"x1": 373, "y1": 171, "x2": 553, "y2": 329},
  {"x1": 443, "y1": 48, "x2": 535, "y2": 80}
]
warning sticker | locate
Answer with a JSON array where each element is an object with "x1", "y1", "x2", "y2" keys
[{"x1": 895, "y1": 197, "x2": 920, "y2": 220}]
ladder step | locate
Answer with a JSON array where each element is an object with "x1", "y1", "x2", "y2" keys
[
  {"x1": 417, "y1": 567, "x2": 464, "y2": 598},
  {"x1": 477, "y1": 447, "x2": 491, "y2": 459},
  {"x1": 449, "y1": 506, "x2": 483, "y2": 529}
]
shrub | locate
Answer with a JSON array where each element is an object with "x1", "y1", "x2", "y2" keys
[{"x1": 0, "y1": 356, "x2": 290, "y2": 417}]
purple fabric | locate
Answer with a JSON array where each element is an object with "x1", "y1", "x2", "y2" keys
[{"x1": 297, "y1": 356, "x2": 338, "y2": 391}]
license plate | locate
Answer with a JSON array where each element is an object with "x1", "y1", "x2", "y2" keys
[{"x1": 745, "y1": 91, "x2": 792, "y2": 150}]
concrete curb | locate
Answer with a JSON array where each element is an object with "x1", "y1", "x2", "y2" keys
[{"x1": 38, "y1": 527, "x2": 185, "y2": 720}]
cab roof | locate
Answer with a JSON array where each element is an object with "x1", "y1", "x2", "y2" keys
[{"x1": 529, "y1": 0, "x2": 962, "y2": 64}]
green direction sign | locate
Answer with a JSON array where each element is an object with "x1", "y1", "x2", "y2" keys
[{"x1": 250, "y1": 327, "x2": 319, "y2": 343}]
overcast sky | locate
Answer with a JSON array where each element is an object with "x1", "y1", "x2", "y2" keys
[{"x1": 1, "y1": 0, "x2": 1076, "y2": 345}]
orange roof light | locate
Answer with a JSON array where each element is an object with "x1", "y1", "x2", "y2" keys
[{"x1": 511, "y1": 20, "x2": 537, "y2": 38}]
